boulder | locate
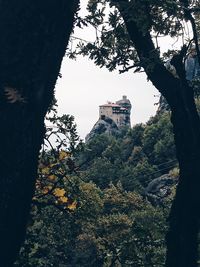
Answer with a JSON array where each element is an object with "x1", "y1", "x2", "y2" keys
[{"x1": 144, "y1": 174, "x2": 178, "y2": 205}]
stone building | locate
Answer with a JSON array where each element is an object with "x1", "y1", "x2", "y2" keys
[
  {"x1": 99, "y1": 95, "x2": 132, "y2": 128},
  {"x1": 85, "y1": 96, "x2": 132, "y2": 142}
]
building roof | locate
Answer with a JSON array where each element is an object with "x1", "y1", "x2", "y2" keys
[{"x1": 99, "y1": 103, "x2": 121, "y2": 108}]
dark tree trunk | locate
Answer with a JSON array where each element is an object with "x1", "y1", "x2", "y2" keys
[
  {"x1": 149, "y1": 70, "x2": 200, "y2": 267},
  {"x1": 0, "y1": 1, "x2": 79, "y2": 266},
  {"x1": 165, "y1": 81, "x2": 200, "y2": 267},
  {"x1": 113, "y1": 0, "x2": 200, "y2": 266}
]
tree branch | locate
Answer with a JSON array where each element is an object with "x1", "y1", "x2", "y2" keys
[
  {"x1": 111, "y1": 0, "x2": 181, "y2": 109},
  {"x1": 180, "y1": 0, "x2": 200, "y2": 66}
]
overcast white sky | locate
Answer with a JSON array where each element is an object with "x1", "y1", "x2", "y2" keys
[
  {"x1": 56, "y1": 57, "x2": 158, "y2": 140},
  {"x1": 55, "y1": 0, "x2": 184, "y2": 140}
]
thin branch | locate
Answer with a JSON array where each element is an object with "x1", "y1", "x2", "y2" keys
[
  {"x1": 180, "y1": 0, "x2": 200, "y2": 66},
  {"x1": 119, "y1": 64, "x2": 136, "y2": 73},
  {"x1": 189, "y1": 15, "x2": 200, "y2": 66},
  {"x1": 70, "y1": 35, "x2": 90, "y2": 43}
]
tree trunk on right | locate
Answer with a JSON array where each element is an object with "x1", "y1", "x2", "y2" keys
[
  {"x1": 165, "y1": 82, "x2": 200, "y2": 267},
  {"x1": 146, "y1": 63, "x2": 200, "y2": 267},
  {"x1": 113, "y1": 1, "x2": 200, "y2": 265}
]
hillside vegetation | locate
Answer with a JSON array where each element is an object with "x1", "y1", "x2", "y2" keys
[
  {"x1": 15, "y1": 109, "x2": 179, "y2": 267},
  {"x1": 78, "y1": 111, "x2": 177, "y2": 192}
]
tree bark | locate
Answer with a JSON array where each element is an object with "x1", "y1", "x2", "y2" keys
[
  {"x1": 113, "y1": 1, "x2": 200, "y2": 266},
  {"x1": 165, "y1": 82, "x2": 200, "y2": 267},
  {"x1": 0, "y1": 1, "x2": 79, "y2": 266}
]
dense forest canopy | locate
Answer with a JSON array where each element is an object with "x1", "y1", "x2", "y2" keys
[{"x1": 15, "y1": 107, "x2": 177, "y2": 267}]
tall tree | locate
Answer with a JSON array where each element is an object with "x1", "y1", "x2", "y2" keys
[
  {"x1": 75, "y1": 0, "x2": 200, "y2": 266},
  {"x1": 0, "y1": 1, "x2": 79, "y2": 266}
]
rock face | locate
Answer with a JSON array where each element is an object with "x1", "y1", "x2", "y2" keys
[
  {"x1": 144, "y1": 174, "x2": 178, "y2": 205},
  {"x1": 85, "y1": 116, "x2": 119, "y2": 142},
  {"x1": 185, "y1": 49, "x2": 200, "y2": 81}
]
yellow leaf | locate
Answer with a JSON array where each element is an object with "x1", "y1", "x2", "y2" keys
[
  {"x1": 42, "y1": 185, "x2": 53, "y2": 194},
  {"x1": 53, "y1": 188, "x2": 66, "y2": 197},
  {"x1": 48, "y1": 174, "x2": 56, "y2": 181},
  {"x1": 50, "y1": 163, "x2": 57, "y2": 168},
  {"x1": 59, "y1": 196, "x2": 68, "y2": 203},
  {"x1": 59, "y1": 150, "x2": 70, "y2": 160},
  {"x1": 67, "y1": 201, "x2": 77, "y2": 210},
  {"x1": 41, "y1": 167, "x2": 50, "y2": 175},
  {"x1": 42, "y1": 188, "x2": 49, "y2": 194}
]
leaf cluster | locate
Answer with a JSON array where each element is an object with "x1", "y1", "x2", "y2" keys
[
  {"x1": 70, "y1": 0, "x2": 200, "y2": 73},
  {"x1": 16, "y1": 181, "x2": 168, "y2": 267}
]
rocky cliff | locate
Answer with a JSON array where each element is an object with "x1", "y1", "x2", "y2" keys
[{"x1": 85, "y1": 116, "x2": 119, "y2": 142}]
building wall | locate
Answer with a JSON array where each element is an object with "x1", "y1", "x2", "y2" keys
[
  {"x1": 111, "y1": 112, "x2": 122, "y2": 126},
  {"x1": 99, "y1": 106, "x2": 113, "y2": 118},
  {"x1": 99, "y1": 96, "x2": 132, "y2": 128}
]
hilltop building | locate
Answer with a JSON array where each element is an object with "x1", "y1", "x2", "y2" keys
[
  {"x1": 85, "y1": 96, "x2": 132, "y2": 142},
  {"x1": 99, "y1": 95, "x2": 132, "y2": 128}
]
